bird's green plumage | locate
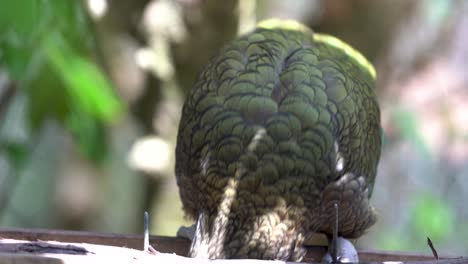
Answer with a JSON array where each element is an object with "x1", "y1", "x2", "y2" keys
[{"x1": 175, "y1": 20, "x2": 381, "y2": 261}]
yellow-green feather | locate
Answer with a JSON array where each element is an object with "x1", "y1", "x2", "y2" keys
[
  {"x1": 313, "y1": 33, "x2": 376, "y2": 79},
  {"x1": 257, "y1": 19, "x2": 376, "y2": 80}
]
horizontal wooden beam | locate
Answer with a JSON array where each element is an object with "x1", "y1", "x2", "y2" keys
[{"x1": 0, "y1": 227, "x2": 463, "y2": 263}]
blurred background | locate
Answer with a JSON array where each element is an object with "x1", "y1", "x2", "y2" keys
[{"x1": 0, "y1": 0, "x2": 467, "y2": 257}]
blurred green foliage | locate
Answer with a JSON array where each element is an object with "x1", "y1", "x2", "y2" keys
[
  {"x1": 379, "y1": 193, "x2": 455, "y2": 252},
  {"x1": 0, "y1": 0, "x2": 123, "y2": 162},
  {"x1": 411, "y1": 193, "x2": 455, "y2": 242},
  {"x1": 393, "y1": 108, "x2": 431, "y2": 159}
]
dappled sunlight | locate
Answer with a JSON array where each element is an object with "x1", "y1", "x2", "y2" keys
[
  {"x1": 127, "y1": 136, "x2": 172, "y2": 174},
  {"x1": 87, "y1": 0, "x2": 108, "y2": 19}
]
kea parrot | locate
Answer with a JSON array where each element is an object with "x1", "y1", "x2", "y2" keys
[{"x1": 175, "y1": 19, "x2": 381, "y2": 262}]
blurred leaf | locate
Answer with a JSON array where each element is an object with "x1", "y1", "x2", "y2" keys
[
  {"x1": 0, "y1": 1, "x2": 94, "y2": 79},
  {"x1": 0, "y1": 0, "x2": 45, "y2": 81},
  {"x1": 43, "y1": 34, "x2": 123, "y2": 122},
  {"x1": 1, "y1": 37, "x2": 35, "y2": 81},
  {"x1": 411, "y1": 193, "x2": 455, "y2": 241},
  {"x1": 0, "y1": 0, "x2": 41, "y2": 38},
  {"x1": 66, "y1": 112, "x2": 108, "y2": 163},
  {"x1": 0, "y1": 0, "x2": 122, "y2": 163},
  {"x1": 1, "y1": 142, "x2": 29, "y2": 171},
  {"x1": 27, "y1": 62, "x2": 70, "y2": 129},
  {"x1": 393, "y1": 108, "x2": 431, "y2": 159}
]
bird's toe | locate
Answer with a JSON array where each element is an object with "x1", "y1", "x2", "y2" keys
[
  {"x1": 176, "y1": 224, "x2": 196, "y2": 241},
  {"x1": 322, "y1": 237, "x2": 359, "y2": 263}
]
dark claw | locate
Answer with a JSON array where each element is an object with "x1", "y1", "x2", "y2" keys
[
  {"x1": 321, "y1": 203, "x2": 359, "y2": 263},
  {"x1": 176, "y1": 224, "x2": 196, "y2": 240}
]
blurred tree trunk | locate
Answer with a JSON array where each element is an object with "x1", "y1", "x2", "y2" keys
[{"x1": 86, "y1": 0, "x2": 241, "y2": 234}]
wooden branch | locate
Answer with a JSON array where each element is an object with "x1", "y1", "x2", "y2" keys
[
  {"x1": 0, "y1": 238, "x2": 306, "y2": 264},
  {"x1": 0, "y1": 228, "x2": 465, "y2": 264},
  {"x1": 0, "y1": 227, "x2": 190, "y2": 256},
  {"x1": 0, "y1": 238, "x2": 467, "y2": 264}
]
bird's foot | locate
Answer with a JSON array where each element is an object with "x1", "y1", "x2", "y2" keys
[
  {"x1": 321, "y1": 203, "x2": 359, "y2": 263},
  {"x1": 322, "y1": 236, "x2": 359, "y2": 263},
  {"x1": 176, "y1": 224, "x2": 196, "y2": 240}
]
